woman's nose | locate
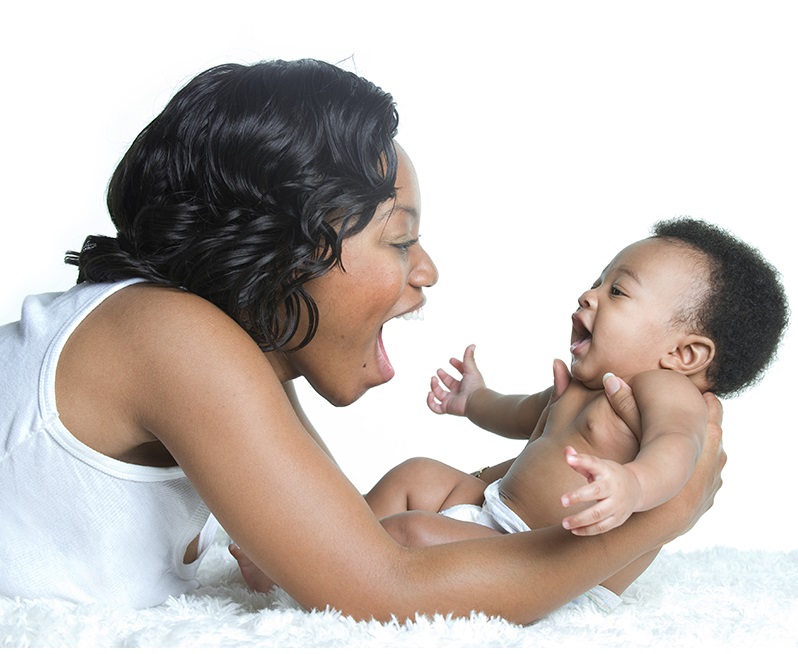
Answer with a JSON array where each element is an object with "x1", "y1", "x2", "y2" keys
[{"x1": 411, "y1": 244, "x2": 439, "y2": 288}]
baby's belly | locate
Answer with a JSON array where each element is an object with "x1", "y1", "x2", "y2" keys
[{"x1": 498, "y1": 437, "x2": 597, "y2": 531}]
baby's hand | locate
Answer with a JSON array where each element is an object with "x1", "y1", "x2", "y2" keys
[
  {"x1": 560, "y1": 446, "x2": 642, "y2": 536},
  {"x1": 427, "y1": 344, "x2": 486, "y2": 416}
]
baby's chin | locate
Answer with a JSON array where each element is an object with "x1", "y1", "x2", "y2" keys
[{"x1": 569, "y1": 362, "x2": 605, "y2": 391}]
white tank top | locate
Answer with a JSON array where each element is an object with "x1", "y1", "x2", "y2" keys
[{"x1": 0, "y1": 279, "x2": 218, "y2": 608}]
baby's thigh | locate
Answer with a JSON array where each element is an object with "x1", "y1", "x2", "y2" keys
[
  {"x1": 395, "y1": 457, "x2": 488, "y2": 511},
  {"x1": 366, "y1": 457, "x2": 484, "y2": 514},
  {"x1": 381, "y1": 510, "x2": 499, "y2": 548}
]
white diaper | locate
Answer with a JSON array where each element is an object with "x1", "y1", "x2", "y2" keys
[
  {"x1": 439, "y1": 478, "x2": 622, "y2": 614},
  {"x1": 440, "y1": 479, "x2": 529, "y2": 534}
]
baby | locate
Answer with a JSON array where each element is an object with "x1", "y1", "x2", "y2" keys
[{"x1": 365, "y1": 218, "x2": 788, "y2": 547}]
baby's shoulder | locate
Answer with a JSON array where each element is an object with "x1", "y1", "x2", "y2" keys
[
  {"x1": 628, "y1": 368, "x2": 696, "y2": 389},
  {"x1": 628, "y1": 369, "x2": 705, "y2": 409}
]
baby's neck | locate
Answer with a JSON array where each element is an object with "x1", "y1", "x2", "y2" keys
[{"x1": 580, "y1": 367, "x2": 710, "y2": 394}]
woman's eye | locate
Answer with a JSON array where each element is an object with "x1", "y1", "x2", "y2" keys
[{"x1": 393, "y1": 238, "x2": 419, "y2": 252}]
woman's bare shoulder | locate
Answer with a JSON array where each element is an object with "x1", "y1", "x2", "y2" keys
[
  {"x1": 95, "y1": 283, "x2": 274, "y2": 393},
  {"x1": 103, "y1": 283, "x2": 240, "y2": 329},
  {"x1": 85, "y1": 283, "x2": 264, "y2": 362},
  {"x1": 57, "y1": 283, "x2": 275, "y2": 462}
]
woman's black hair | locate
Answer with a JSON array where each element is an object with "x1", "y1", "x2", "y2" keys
[
  {"x1": 652, "y1": 217, "x2": 790, "y2": 397},
  {"x1": 66, "y1": 59, "x2": 399, "y2": 351}
]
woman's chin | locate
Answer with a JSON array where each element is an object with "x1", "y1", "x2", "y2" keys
[{"x1": 320, "y1": 369, "x2": 390, "y2": 407}]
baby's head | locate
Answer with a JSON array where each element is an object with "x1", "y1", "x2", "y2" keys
[
  {"x1": 650, "y1": 218, "x2": 788, "y2": 397},
  {"x1": 570, "y1": 218, "x2": 789, "y2": 397}
]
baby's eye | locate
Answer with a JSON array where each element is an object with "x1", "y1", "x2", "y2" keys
[{"x1": 610, "y1": 285, "x2": 625, "y2": 297}]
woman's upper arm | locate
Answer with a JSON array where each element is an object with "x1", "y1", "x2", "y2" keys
[
  {"x1": 129, "y1": 293, "x2": 401, "y2": 614},
  {"x1": 282, "y1": 379, "x2": 337, "y2": 463}
]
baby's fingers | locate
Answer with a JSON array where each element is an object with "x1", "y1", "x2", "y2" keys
[
  {"x1": 563, "y1": 446, "x2": 609, "y2": 482},
  {"x1": 563, "y1": 510, "x2": 621, "y2": 536},
  {"x1": 561, "y1": 501, "x2": 606, "y2": 532},
  {"x1": 435, "y1": 368, "x2": 460, "y2": 392},
  {"x1": 428, "y1": 377, "x2": 450, "y2": 400},
  {"x1": 427, "y1": 378, "x2": 452, "y2": 413},
  {"x1": 427, "y1": 389, "x2": 445, "y2": 414},
  {"x1": 561, "y1": 497, "x2": 624, "y2": 535},
  {"x1": 561, "y1": 480, "x2": 608, "y2": 508},
  {"x1": 448, "y1": 357, "x2": 466, "y2": 375}
]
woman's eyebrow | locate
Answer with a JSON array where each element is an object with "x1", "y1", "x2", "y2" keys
[
  {"x1": 394, "y1": 203, "x2": 419, "y2": 219},
  {"x1": 380, "y1": 202, "x2": 419, "y2": 222}
]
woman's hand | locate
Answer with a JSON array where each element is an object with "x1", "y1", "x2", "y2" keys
[
  {"x1": 626, "y1": 391, "x2": 725, "y2": 545},
  {"x1": 666, "y1": 392, "x2": 726, "y2": 537},
  {"x1": 601, "y1": 372, "x2": 643, "y2": 437},
  {"x1": 600, "y1": 375, "x2": 725, "y2": 541},
  {"x1": 525, "y1": 359, "x2": 572, "y2": 441},
  {"x1": 551, "y1": 358, "x2": 572, "y2": 402}
]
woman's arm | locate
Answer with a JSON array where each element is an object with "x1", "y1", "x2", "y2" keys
[
  {"x1": 282, "y1": 379, "x2": 337, "y2": 464},
  {"x1": 624, "y1": 371, "x2": 706, "y2": 508},
  {"x1": 132, "y1": 293, "x2": 724, "y2": 624}
]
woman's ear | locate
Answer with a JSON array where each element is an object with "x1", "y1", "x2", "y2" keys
[{"x1": 660, "y1": 335, "x2": 715, "y2": 376}]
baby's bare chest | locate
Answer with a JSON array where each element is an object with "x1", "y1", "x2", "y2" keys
[
  {"x1": 515, "y1": 386, "x2": 640, "y2": 473},
  {"x1": 499, "y1": 386, "x2": 641, "y2": 528}
]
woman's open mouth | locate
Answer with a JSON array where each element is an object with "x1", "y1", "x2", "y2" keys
[
  {"x1": 376, "y1": 326, "x2": 395, "y2": 382},
  {"x1": 376, "y1": 306, "x2": 426, "y2": 383}
]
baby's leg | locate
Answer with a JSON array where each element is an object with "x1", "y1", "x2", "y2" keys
[
  {"x1": 364, "y1": 457, "x2": 487, "y2": 520},
  {"x1": 381, "y1": 510, "x2": 500, "y2": 547},
  {"x1": 229, "y1": 543, "x2": 276, "y2": 593},
  {"x1": 601, "y1": 548, "x2": 661, "y2": 595}
]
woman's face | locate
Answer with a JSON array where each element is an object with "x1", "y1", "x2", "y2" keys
[{"x1": 275, "y1": 145, "x2": 438, "y2": 406}]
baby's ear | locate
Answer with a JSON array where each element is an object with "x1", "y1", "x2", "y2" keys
[{"x1": 660, "y1": 335, "x2": 715, "y2": 376}]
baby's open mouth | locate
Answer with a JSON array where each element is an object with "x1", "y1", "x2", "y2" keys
[{"x1": 570, "y1": 313, "x2": 592, "y2": 354}]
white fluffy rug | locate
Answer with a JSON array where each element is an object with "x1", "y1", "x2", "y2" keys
[{"x1": 2, "y1": 530, "x2": 796, "y2": 648}]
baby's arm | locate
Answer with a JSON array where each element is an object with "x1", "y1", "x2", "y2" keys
[
  {"x1": 428, "y1": 346, "x2": 569, "y2": 440},
  {"x1": 561, "y1": 370, "x2": 706, "y2": 536}
]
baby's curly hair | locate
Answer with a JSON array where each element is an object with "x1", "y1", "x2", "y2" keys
[{"x1": 652, "y1": 217, "x2": 789, "y2": 397}]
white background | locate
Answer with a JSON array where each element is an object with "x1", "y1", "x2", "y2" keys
[{"x1": 2, "y1": 1, "x2": 795, "y2": 553}]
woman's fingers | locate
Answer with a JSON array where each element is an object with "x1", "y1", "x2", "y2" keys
[{"x1": 603, "y1": 373, "x2": 642, "y2": 438}]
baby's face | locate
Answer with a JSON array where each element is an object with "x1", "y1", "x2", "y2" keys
[{"x1": 570, "y1": 238, "x2": 707, "y2": 388}]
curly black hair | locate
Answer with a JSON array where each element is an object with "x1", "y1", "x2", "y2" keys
[
  {"x1": 65, "y1": 59, "x2": 399, "y2": 351},
  {"x1": 652, "y1": 217, "x2": 789, "y2": 397}
]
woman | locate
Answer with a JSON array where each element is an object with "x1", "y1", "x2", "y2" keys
[{"x1": 0, "y1": 59, "x2": 725, "y2": 623}]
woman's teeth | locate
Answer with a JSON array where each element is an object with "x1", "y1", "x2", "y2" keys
[{"x1": 396, "y1": 308, "x2": 425, "y2": 321}]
